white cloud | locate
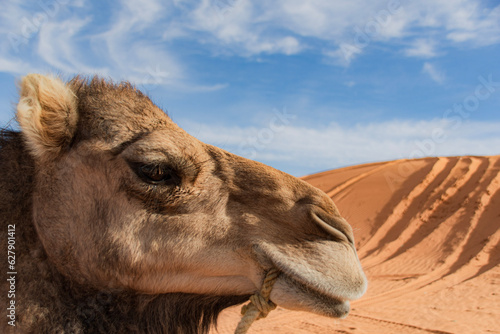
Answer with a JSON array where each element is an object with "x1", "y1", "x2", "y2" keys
[
  {"x1": 405, "y1": 39, "x2": 439, "y2": 58},
  {"x1": 0, "y1": 0, "x2": 499, "y2": 83},
  {"x1": 344, "y1": 81, "x2": 356, "y2": 88},
  {"x1": 0, "y1": 57, "x2": 29, "y2": 74},
  {"x1": 0, "y1": 0, "x2": 193, "y2": 90},
  {"x1": 121, "y1": 0, "x2": 164, "y2": 25},
  {"x1": 180, "y1": 118, "x2": 500, "y2": 175},
  {"x1": 184, "y1": 0, "x2": 304, "y2": 56},
  {"x1": 443, "y1": 2, "x2": 500, "y2": 46},
  {"x1": 422, "y1": 62, "x2": 446, "y2": 84},
  {"x1": 164, "y1": 0, "x2": 500, "y2": 63},
  {"x1": 37, "y1": 18, "x2": 106, "y2": 74},
  {"x1": 83, "y1": 0, "x2": 186, "y2": 85}
]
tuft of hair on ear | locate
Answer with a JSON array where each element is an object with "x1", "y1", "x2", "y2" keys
[{"x1": 16, "y1": 73, "x2": 78, "y2": 159}]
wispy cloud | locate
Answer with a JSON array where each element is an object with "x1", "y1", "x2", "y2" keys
[
  {"x1": 82, "y1": 0, "x2": 185, "y2": 86},
  {"x1": 422, "y1": 62, "x2": 446, "y2": 84},
  {"x1": 2, "y1": 1, "x2": 500, "y2": 72},
  {"x1": 311, "y1": 0, "x2": 500, "y2": 64},
  {"x1": 405, "y1": 39, "x2": 439, "y2": 58},
  {"x1": 444, "y1": 2, "x2": 500, "y2": 46},
  {"x1": 38, "y1": 18, "x2": 105, "y2": 74},
  {"x1": 0, "y1": 57, "x2": 28, "y2": 74},
  {"x1": 0, "y1": 0, "x2": 499, "y2": 80},
  {"x1": 181, "y1": 118, "x2": 500, "y2": 175}
]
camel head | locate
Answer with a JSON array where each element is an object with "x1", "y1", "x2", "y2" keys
[{"x1": 16, "y1": 74, "x2": 367, "y2": 319}]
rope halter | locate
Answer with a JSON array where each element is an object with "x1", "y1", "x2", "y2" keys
[{"x1": 234, "y1": 268, "x2": 281, "y2": 334}]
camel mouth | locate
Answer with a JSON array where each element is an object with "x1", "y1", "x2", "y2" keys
[
  {"x1": 275, "y1": 271, "x2": 351, "y2": 318},
  {"x1": 253, "y1": 239, "x2": 367, "y2": 318}
]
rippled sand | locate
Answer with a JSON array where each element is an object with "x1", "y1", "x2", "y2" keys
[{"x1": 214, "y1": 156, "x2": 500, "y2": 334}]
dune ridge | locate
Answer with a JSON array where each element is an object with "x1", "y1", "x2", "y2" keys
[{"x1": 214, "y1": 156, "x2": 500, "y2": 334}]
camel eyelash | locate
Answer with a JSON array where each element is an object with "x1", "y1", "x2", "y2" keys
[{"x1": 127, "y1": 161, "x2": 181, "y2": 186}]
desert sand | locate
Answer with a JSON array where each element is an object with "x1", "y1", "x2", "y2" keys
[{"x1": 214, "y1": 156, "x2": 500, "y2": 334}]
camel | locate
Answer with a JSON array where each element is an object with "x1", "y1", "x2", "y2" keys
[{"x1": 0, "y1": 74, "x2": 367, "y2": 333}]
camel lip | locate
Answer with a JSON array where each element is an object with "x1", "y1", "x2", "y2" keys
[
  {"x1": 252, "y1": 242, "x2": 365, "y2": 318},
  {"x1": 279, "y1": 269, "x2": 348, "y2": 303},
  {"x1": 276, "y1": 272, "x2": 351, "y2": 318},
  {"x1": 252, "y1": 246, "x2": 353, "y2": 318}
]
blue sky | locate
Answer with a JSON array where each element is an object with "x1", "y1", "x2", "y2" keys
[{"x1": 1, "y1": 0, "x2": 499, "y2": 176}]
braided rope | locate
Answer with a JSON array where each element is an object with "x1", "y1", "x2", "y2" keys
[{"x1": 234, "y1": 268, "x2": 280, "y2": 334}]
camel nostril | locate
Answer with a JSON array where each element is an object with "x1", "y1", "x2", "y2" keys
[{"x1": 311, "y1": 211, "x2": 354, "y2": 245}]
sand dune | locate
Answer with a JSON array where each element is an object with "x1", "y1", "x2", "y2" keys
[{"x1": 214, "y1": 156, "x2": 500, "y2": 334}]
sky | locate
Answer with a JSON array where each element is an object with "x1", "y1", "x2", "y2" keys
[{"x1": 0, "y1": 0, "x2": 499, "y2": 176}]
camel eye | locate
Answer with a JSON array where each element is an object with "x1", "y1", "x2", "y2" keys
[{"x1": 134, "y1": 163, "x2": 179, "y2": 185}]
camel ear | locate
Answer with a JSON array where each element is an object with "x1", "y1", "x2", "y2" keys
[{"x1": 16, "y1": 74, "x2": 78, "y2": 158}]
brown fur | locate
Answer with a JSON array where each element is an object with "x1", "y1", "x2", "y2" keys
[
  {"x1": 1, "y1": 75, "x2": 367, "y2": 333},
  {"x1": 0, "y1": 130, "x2": 249, "y2": 333},
  {"x1": 16, "y1": 74, "x2": 78, "y2": 158}
]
